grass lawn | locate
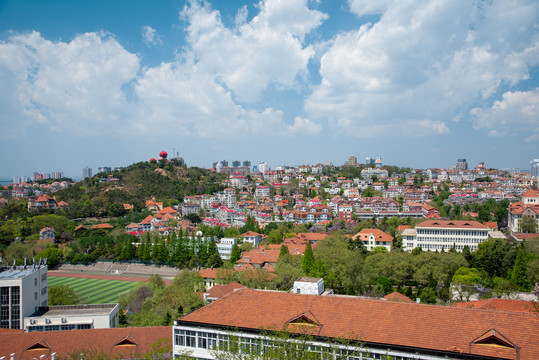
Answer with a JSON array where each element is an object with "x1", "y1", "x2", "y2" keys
[{"x1": 48, "y1": 277, "x2": 138, "y2": 304}]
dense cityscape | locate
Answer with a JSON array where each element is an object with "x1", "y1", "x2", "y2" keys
[
  {"x1": 1, "y1": 152, "x2": 538, "y2": 359},
  {"x1": 1, "y1": 0, "x2": 538, "y2": 359}
]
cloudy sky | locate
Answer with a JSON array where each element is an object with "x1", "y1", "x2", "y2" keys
[{"x1": 1, "y1": 0, "x2": 538, "y2": 179}]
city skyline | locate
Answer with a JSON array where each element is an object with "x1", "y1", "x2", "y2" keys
[{"x1": 1, "y1": 0, "x2": 538, "y2": 178}]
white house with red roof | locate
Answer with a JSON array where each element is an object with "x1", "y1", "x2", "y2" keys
[
  {"x1": 508, "y1": 188, "x2": 539, "y2": 234},
  {"x1": 352, "y1": 228, "x2": 394, "y2": 251}
]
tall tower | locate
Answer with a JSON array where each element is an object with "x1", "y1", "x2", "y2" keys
[
  {"x1": 531, "y1": 159, "x2": 539, "y2": 177},
  {"x1": 456, "y1": 159, "x2": 468, "y2": 171}
]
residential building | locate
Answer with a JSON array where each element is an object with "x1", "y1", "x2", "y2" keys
[
  {"x1": 240, "y1": 231, "x2": 263, "y2": 247},
  {"x1": 39, "y1": 227, "x2": 56, "y2": 241},
  {"x1": 258, "y1": 162, "x2": 269, "y2": 173},
  {"x1": 173, "y1": 288, "x2": 539, "y2": 360},
  {"x1": 0, "y1": 263, "x2": 48, "y2": 329},
  {"x1": 97, "y1": 167, "x2": 111, "y2": 173},
  {"x1": 82, "y1": 167, "x2": 92, "y2": 179},
  {"x1": 216, "y1": 237, "x2": 236, "y2": 260},
  {"x1": 344, "y1": 156, "x2": 357, "y2": 167},
  {"x1": 508, "y1": 188, "x2": 539, "y2": 233},
  {"x1": 456, "y1": 159, "x2": 468, "y2": 170},
  {"x1": 352, "y1": 229, "x2": 394, "y2": 251},
  {"x1": 24, "y1": 303, "x2": 119, "y2": 332},
  {"x1": 403, "y1": 220, "x2": 489, "y2": 252}
]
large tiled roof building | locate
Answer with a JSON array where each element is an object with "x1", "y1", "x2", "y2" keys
[{"x1": 173, "y1": 288, "x2": 538, "y2": 360}]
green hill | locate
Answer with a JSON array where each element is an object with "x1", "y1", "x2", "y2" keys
[{"x1": 54, "y1": 160, "x2": 225, "y2": 218}]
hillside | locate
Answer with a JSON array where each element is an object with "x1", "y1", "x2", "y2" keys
[{"x1": 54, "y1": 160, "x2": 226, "y2": 218}]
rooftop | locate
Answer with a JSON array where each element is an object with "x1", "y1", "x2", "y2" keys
[
  {"x1": 30, "y1": 304, "x2": 118, "y2": 317},
  {"x1": 179, "y1": 288, "x2": 538, "y2": 360},
  {"x1": 0, "y1": 265, "x2": 47, "y2": 280}
]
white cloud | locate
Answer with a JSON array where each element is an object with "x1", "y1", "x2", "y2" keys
[
  {"x1": 306, "y1": 0, "x2": 539, "y2": 138},
  {"x1": 181, "y1": 0, "x2": 326, "y2": 102},
  {"x1": 286, "y1": 117, "x2": 322, "y2": 135},
  {"x1": 141, "y1": 26, "x2": 163, "y2": 45},
  {"x1": 348, "y1": 0, "x2": 394, "y2": 17},
  {"x1": 0, "y1": 31, "x2": 139, "y2": 138},
  {"x1": 470, "y1": 88, "x2": 539, "y2": 139}
]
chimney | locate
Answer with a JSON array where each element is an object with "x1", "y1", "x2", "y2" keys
[
  {"x1": 416, "y1": 298, "x2": 420, "y2": 304},
  {"x1": 10, "y1": 354, "x2": 15, "y2": 360},
  {"x1": 51, "y1": 353, "x2": 57, "y2": 360}
]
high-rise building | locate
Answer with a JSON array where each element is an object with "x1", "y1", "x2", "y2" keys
[
  {"x1": 456, "y1": 159, "x2": 468, "y2": 170},
  {"x1": 0, "y1": 262, "x2": 48, "y2": 329},
  {"x1": 82, "y1": 167, "x2": 92, "y2": 179},
  {"x1": 232, "y1": 161, "x2": 241, "y2": 167},
  {"x1": 258, "y1": 162, "x2": 269, "y2": 173},
  {"x1": 97, "y1": 167, "x2": 111, "y2": 173},
  {"x1": 531, "y1": 159, "x2": 539, "y2": 177},
  {"x1": 242, "y1": 161, "x2": 251, "y2": 167},
  {"x1": 365, "y1": 157, "x2": 375, "y2": 165}
]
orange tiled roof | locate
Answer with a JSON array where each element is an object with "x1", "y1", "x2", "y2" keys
[
  {"x1": 522, "y1": 188, "x2": 539, "y2": 198},
  {"x1": 416, "y1": 220, "x2": 488, "y2": 229},
  {"x1": 452, "y1": 299, "x2": 539, "y2": 315},
  {"x1": 0, "y1": 326, "x2": 171, "y2": 360},
  {"x1": 205, "y1": 281, "x2": 246, "y2": 299},
  {"x1": 352, "y1": 229, "x2": 394, "y2": 243},
  {"x1": 179, "y1": 288, "x2": 538, "y2": 360},
  {"x1": 384, "y1": 291, "x2": 415, "y2": 303}
]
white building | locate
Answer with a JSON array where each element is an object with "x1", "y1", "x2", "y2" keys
[
  {"x1": 24, "y1": 303, "x2": 119, "y2": 332},
  {"x1": 0, "y1": 263, "x2": 48, "y2": 329},
  {"x1": 531, "y1": 159, "x2": 539, "y2": 177},
  {"x1": 216, "y1": 238, "x2": 236, "y2": 260},
  {"x1": 292, "y1": 277, "x2": 324, "y2": 295},
  {"x1": 403, "y1": 220, "x2": 489, "y2": 252},
  {"x1": 258, "y1": 162, "x2": 269, "y2": 174}
]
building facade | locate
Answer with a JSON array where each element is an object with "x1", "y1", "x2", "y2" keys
[
  {"x1": 403, "y1": 220, "x2": 489, "y2": 252},
  {"x1": 0, "y1": 264, "x2": 48, "y2": 329}
]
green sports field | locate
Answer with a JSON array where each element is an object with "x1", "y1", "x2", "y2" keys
[{"x1": 48, "y1": 277, "x2": 138, "y2": 304}]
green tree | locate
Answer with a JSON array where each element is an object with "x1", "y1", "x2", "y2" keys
[
  {"x1": 301, "y1": 241, "x2": 315, "y2": 276},
  {"x1": 48, "y1": 284, "x2": 79, "y2": 305},
  {"x1": 452, "y1": 267, "x2": 483, "y2": 286},
  {"x1": 520, "y1": 215, "x2": 538, "y2": 233},
  {"x1": 510, "y1": 247, "x2": 533, "y2": 291},
  {"x1": 279, "y1": 244, "x2": 289, "y2": 257},
  {"x1": 36, "y1": 246, "x2": 63, "y2": 268},
  {"x1": 229, "y1": 244, "x2": 242, "y2": 264}
]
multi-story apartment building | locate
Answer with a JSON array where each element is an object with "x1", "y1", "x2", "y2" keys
[
  {"x1": 0, "y1": 263, "x2": 48, "y2": 329},
  {"x1": 82, "y1": 167, "x2": 92, "y2": 179},
  {"x1": 402, "y1": 220, "x2": 489, "y2": 252}
]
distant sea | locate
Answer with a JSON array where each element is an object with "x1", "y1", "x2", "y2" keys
[{"x1": 0, "y1": 179, "x2": 13, "y2": 186}]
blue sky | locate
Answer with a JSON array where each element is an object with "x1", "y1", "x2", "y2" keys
[{"x1": 1, "y1": 0, "x2": 538, "y2": 179}]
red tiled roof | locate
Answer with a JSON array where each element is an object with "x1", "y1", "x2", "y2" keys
[
  {"x1": 0, "y1": 326, "x2": 171, "y2": 360},
  {"x1": 205, "y1": 281, "x2": 246, "y2": 300},
  {"x1": 352, "y1": 229, "x2": 394, "y2": 243},
  {"x1": 522, "y1": 188, "x2": 539, "y2": 198},
  {"x1": 384, "y1": 291, "x2": 414, "y2": 303},
  {"x1": 416, "y1": 220, "x2": 488, "y2": 229},
  {"x1": 452, "y1": 299, "x2": 539, "y2": 315},
  {"x1": 179, "y1": 289, "x2": 538, "y2": 360}
]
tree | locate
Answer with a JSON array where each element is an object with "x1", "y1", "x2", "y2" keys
[
  {"x1": 510, "y1": 247, "x2": 533, "y2": 291},
  {"x1": 229, "y1": 244, "x2": 241, "y2": 264},
  {"x1": 36, "y1": 246, "x2": 63, "y2": 268},
  {"x1": 48, "y1": 284, "x2": 79, "y2": 305},
  {"x1": 279, "y1": 244, "x2": 289, "y2": 257},
  {"x1": 301, "y1": 241, "x2": 315, "y2": 276},
  {"x1": 452, "y1": 267, "x2": 483, "y2": 286},
  {"x1": 520, "y1": 215, "x2": 538, "y2": 233}
]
